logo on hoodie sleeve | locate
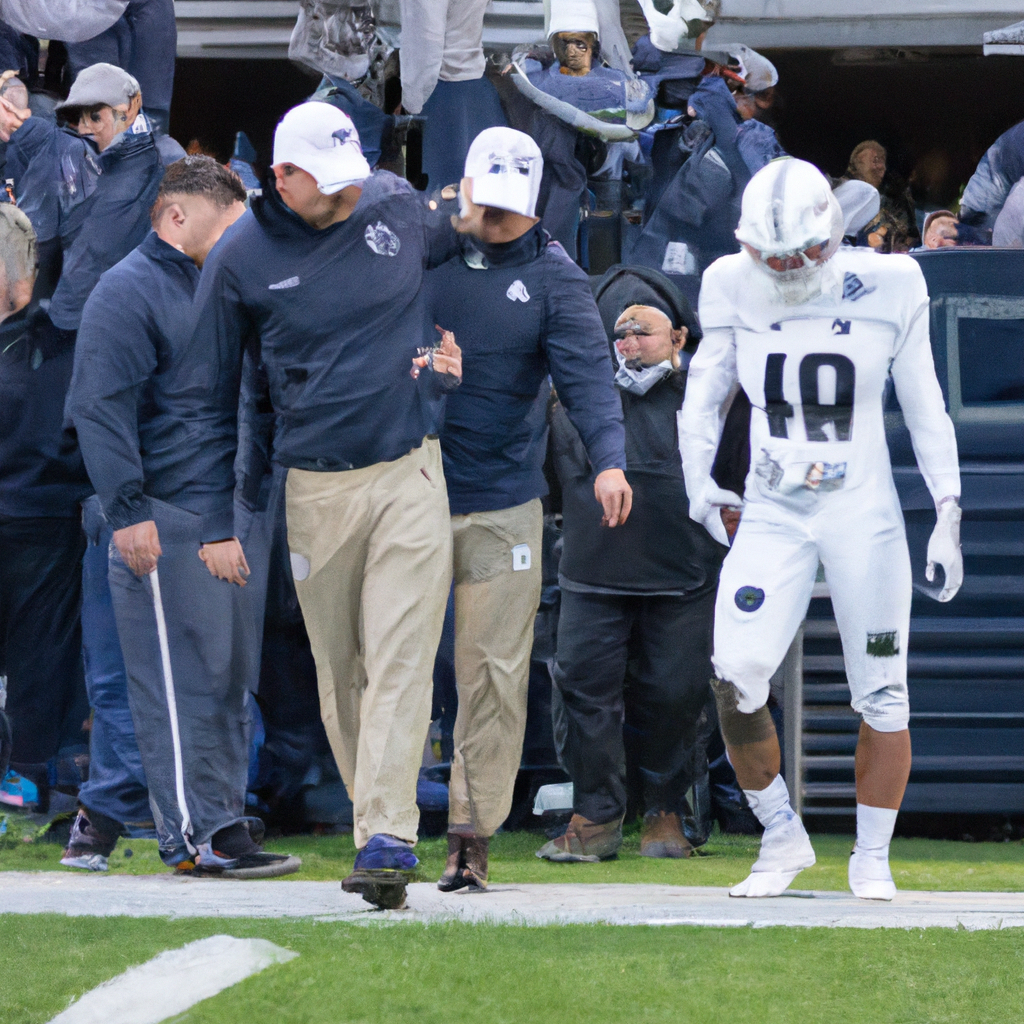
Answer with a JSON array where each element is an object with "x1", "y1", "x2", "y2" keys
[{"x1": 364, "y1": 222, "x2": 401, "y2": 256}]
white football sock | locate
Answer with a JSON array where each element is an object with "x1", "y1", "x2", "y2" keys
[
  {"x1": 854, "y1": 804, "x2": 898, "y2": 858},
  {"x1": 743, "y1": 774, "x2": 794, "y2": 830}
]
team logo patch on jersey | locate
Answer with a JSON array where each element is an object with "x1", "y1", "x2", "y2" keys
[
  {"x1": 832, "y1": 319, "x2": 852, "y2": 335},
  {"x1": 507, "y1": 279, "x2": 530, "y2": 302},
  {"x1": 842, "y1": 272, "x2": 875, "y2": 301},
  {"x1": 866, "y1": 630, "x2": 899, "y2": 657},
  {"x1": 365, "y1": 221, "x2": 400, "y2": 257},
  {"x1": 735, "y1": 586, "x2": 765, "y2": 612}
]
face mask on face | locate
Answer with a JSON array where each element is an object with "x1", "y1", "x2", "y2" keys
[{"x1": 613, "y1": 349, "x2": 674, "y2": 396}]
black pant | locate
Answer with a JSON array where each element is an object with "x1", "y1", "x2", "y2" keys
[
  {"x1": 553, "y1": 586, "x2": 715, "y2": 825},
  {"x1": 0, "y1": 513, "x2": 88, "y2": 765}
]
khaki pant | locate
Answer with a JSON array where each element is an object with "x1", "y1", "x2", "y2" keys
[
  {"x1": 285, "y1": 438, "x2": 452, "y2": 848},
  {"x1": 449, "y1": 498, "x2": 543, "y2": 836}
]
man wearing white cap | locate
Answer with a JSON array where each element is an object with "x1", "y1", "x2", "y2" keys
[
  {"x1": 187, "y1": 101, "x2": 461, "y2": 909},
  {"x1": 428, "y1": 127, "x2": 630, "y2": 891}
]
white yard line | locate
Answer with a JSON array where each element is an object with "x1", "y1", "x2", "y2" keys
[
  {"x1": 47, "y1": 934, "x2": 297, "y2": 1024},
  {"x1": 4, "y1": 873, "x2": 1024, "y2": 930}
]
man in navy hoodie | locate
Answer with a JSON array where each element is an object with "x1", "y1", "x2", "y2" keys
[
  {"x1": 68, "y1": 156, "x2": 299, "y2": 877},
  {"x1": 428, "y1": 127, "x2": 630, "y2": 891},
  {"x1": 187, "y1": 102, "x2": 461, "y2": 909}
]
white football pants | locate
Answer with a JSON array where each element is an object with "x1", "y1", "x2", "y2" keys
[{"x1": 713, "y1": 490, "x2": 912, "y2": 732}]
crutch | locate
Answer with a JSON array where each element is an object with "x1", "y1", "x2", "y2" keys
[{"x1": 150, "y1": 565, "x2": 196, "y2": 855}]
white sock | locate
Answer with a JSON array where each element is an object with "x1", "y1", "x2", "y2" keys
[
  {"x1": 854, "y1": 804, "x2": 898, "y2": 858},
  {"x1": 743, "y1": 775, "x2": 794, "y2": 831}
]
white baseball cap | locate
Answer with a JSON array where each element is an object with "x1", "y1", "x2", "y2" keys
[
  {"x1": 273, "y1": 101, "x2": 371, "y2": 195},
  {"x1": 548, "y1": 0, "x2": 600, "y2": 38},
  {"x1": 464, "y1": 128, "x2": 543, "y2": 218}
]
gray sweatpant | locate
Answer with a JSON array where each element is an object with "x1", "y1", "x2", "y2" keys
[{"x1": 108, "y1": 499, "x2": 255, "y2": 863}]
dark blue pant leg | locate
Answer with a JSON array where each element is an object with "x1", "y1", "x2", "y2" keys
[{"x1": 77, "y1": 497, "x2": 151, "y2": 828}]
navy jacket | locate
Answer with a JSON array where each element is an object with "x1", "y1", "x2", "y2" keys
[
  {"x1": 185, "y1": 172, "x2": 459, "y2": 527},
  {"x1": 66, "y1": 231, "x2": 244, "y2": 542},
  {"x1": 430, "y1": 225, "x2": 626, "y2": 515},
  {"x1": 50, "y1": 130, "x2": 175, "y2": 330},
  {"x1": 0, "y1": 311, "x2": 89, "y2": 518}
]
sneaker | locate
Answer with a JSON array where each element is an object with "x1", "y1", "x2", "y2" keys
[
  {"x1": 640, "y1": 810, "x2": 693, "y2": 859},
  {"x1": 729, "y1": 813, "x2": 816, "y2": 898},
  {"x1": 535, "y1": 814, "x2": 622, "y2": 862},
  {"x1": 60, "y1": 808, "x2": 121, "y2": 871},
  {"x1": 343, "y1": 834, "x2": 418, "y2": 909},
  {"x1": 848, "y1": 848, "x2": 896, "y2": 901},
  {"x1": 190, "y1": 821, "x2": 301, "y2": 879},
  {"x1": 0, "y1": 769, "x2": 39, "y2": 808},
  {"x1": 437, "y1": 832, "x2": 488, "y2": 892}
]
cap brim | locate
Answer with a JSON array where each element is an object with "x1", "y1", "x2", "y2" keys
[
  {"x1": 290, "y1": 150, "x2": 371, "y2": 193},
  {"x1": 471, "y1": 175, "x2": 533, "y2": 217}
]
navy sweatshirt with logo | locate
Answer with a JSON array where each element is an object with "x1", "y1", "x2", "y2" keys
[
  {"x1": 428, "y1": 225, "x2": 626, "y2": 516},
  {"x1": 66, "y1": 231, "x2": 247, "y2": 541},
  {"x1": 184, "y1": 172, "x2": 458, "y2": 528}
]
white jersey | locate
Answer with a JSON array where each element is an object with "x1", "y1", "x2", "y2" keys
[{"x1": 680, "y1": 248, "x2": 960, "y2": 512}]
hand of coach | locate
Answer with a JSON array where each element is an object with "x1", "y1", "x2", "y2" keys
[
  {"x1": 595, "y1": 468, "x2": 632, "y2": 528},
  {"x1": 114, "y1": 521, "x2": 250, "y2": 586}
]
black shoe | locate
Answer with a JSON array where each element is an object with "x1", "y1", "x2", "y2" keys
[
  {"x1": 189, "y1": 821, "x2": 302, "y2": 879},
  {"x1": 61, "y1": 807, "x2": 121, "y2": 871}
]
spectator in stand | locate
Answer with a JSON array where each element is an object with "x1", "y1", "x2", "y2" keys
[
  {"x1": 537, "y1": 266, "x2": 732, "y2": 862},
  {"x1": 993, "y1": 180, "x2": 1024, "y2": 247},
  {"x1": 427, "y1": 128, "x2": 629, "y2": 890},
  {"x1": 839, "y1": 140, "x2": 920, "y2": 253},
  {"x1": 67, "y1": 156, "x2": 301, "y2": 876},
  {"x1": 960, "y1": 118, "x2": 1024, "y2": 230},
  {"x1": 397, "y1": 0, "x2": 506, "y2": 191},
  {"x1": 919, "y1": 210, "x2": 958, "y2": 250}
]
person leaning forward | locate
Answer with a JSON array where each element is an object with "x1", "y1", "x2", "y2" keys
[
  {"x1": 187, "y1": 102, "x2": 462, "y2": 910},
  {"x1": 67, "y1": 156, "x2": 301, "y2": 878},
  {"x1": 428, "y1": 128, "x2": 630, "y2": 892}
]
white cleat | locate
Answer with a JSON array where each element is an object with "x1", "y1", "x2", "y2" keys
[
  {"x1": 849, "y1": 849, "x2": 896, "y2": 901},
  {"x1": 729, "y1": 814, "x2": 816, "y2": 898}
]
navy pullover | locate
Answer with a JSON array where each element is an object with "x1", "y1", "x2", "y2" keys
[
  {"x1": 184, "y1": 172, "x2": 458, "y2": 528},
  {"x1": 67, "y1": 232, "x2": 239, "y2": 541},
  {"x1": 50, "y1": 130, "x2": 180, "y2": 330},
  {"x1": 429, "y1": 225, "x2": 626, "y2": 516}
]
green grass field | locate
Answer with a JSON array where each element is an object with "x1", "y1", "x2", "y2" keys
[
  {"x1": 4, "y1": 914, "x2": 1024, "y2": 1024},
  {"x1": 3, "y1": 823, "x2": 1024, "y2": 891}
]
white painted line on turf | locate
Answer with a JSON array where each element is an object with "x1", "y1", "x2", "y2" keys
[{"x1": 47, "y1": 935, "x2": 297, "y2": 1024}]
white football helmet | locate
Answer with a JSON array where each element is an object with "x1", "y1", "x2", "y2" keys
[{"x1": 735, "y1": 158, "x2": 845, "y2": 305}]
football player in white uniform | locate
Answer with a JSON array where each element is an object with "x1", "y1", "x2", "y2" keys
[{"x1": 679, "y1": 158, "x2": 963, "y2": 899}]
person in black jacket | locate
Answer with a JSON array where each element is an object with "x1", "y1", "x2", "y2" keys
[
  {"x1": 0, "y1": 205, "x2": 91, "y2": 808},
  {"x1": 67, "y1": 156, "x2": 300, "y2": 877},
  {"x1": 537, "y1": 264, "x2": 728, "y2": 862},
  {"x1": 186, "y1": 102, "x2": 462, "y2": 909},
  {"x1": 428, "y1": 127, "x2": 630, "y2": 891}
]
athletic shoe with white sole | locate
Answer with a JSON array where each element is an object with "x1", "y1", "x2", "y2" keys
[
  {"x1": 61, "y1": 808, "x2": 121, "y2": 872},
  {"x1": 848, "y1": 848, "x2": 896, "y2": 901},
  {"x1": 729, "y1": 813, "x2": 816, "y2": 897}
]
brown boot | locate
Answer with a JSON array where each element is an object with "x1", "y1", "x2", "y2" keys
[
  {"x1": 535, "y1": 814, "x2": 622, "y2": 862},
  {"x1": 437, "y1": 832, "x2": 489, "y2": 891},
  {"x1": 640, "y1": 810, "x2": 693, "y2": 859},
  {"x1": 461, "y1": 836, "x2": 489, "y2": 890}
]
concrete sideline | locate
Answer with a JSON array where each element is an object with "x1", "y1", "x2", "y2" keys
[{"x1": 3, "y1": 873, "x2": 1024, "y2": 929}]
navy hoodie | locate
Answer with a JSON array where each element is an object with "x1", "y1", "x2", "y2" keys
[
  {"x1": 50, "y1": 130, "x2": 180, "y2": 330},
  {"x1": 184, "y1": 172, "x2": 458, "y2": 526},
  {"x1": 66, "y1": 231, "x2": 243, "y2": 542},
  {"x1": 429, "y1": 225, "x2": 626, "y2": 515}
]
